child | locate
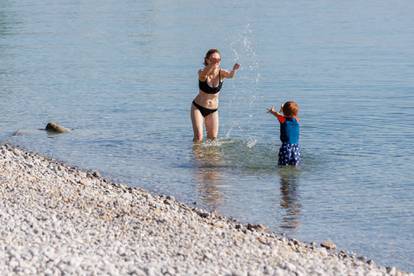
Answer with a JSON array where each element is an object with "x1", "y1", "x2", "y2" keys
[{"x1": 267, "y1": 101, "x2": 301, "y2": 166}]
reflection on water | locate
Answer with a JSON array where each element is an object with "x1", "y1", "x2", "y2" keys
[
  {"x1": 278, "y1": 167, "x2": 302, "y2": 232},
  {"x1": 191, "y1": 139, "x2": 304, "y2": 233},
  {"x1": 192, "y1": 143, "x2": 224, "y2": 210}
]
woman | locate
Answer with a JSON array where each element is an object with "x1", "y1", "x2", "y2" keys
[{"x1": 191, "y1": 49, "x2": 240, "y2": 142}]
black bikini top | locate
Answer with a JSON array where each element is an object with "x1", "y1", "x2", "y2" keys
[{"x1": 199, "y1": 70, "x2": 223, "y2": 94}]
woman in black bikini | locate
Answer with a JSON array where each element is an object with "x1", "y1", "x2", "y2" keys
[{"x1": 191, "y1": 49, "x2": 240, "y2": 142}]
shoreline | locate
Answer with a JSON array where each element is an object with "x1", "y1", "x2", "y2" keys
[{"x1": 0, "y1": 143, "x2": 411, "y2": 275}]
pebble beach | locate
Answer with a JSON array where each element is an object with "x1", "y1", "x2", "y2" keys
[{"x1": 0, "y1": 143, "x2": 411, "y2": 275}]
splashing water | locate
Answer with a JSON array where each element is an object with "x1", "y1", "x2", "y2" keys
[
  {"x1": 225, "y1": 24, "x2": 262, "y2": 142},
  {"x1": 245, "y1": 137, "x2": 257, "y2": 148},
  {"x1": 192, "y1": 137, "x2": 277, "y2": 172}
]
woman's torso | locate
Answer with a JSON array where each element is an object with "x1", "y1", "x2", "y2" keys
[{"x1": 194, "y1": 69, "x2": 223, "y2": 109}]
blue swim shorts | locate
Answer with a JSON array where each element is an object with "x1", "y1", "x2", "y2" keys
[{"x1": 278, "y1": 143, "x2": 301, "y2": 166}]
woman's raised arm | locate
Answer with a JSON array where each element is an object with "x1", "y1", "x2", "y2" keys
[{"x1": 220, "y1": 63, "x2": 240, "y2": 79}]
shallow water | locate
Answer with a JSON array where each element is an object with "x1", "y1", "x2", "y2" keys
[{"x1": 1, "y1": 0, "x2": 414, "y2": 271}]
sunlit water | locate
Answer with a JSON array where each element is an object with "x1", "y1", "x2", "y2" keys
[{"x1": 1, "y1": 0, "x2": 414, "y2": 271}]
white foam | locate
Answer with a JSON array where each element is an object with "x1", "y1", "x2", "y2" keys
[{"x1": 246, "y1": 137, "x2": 257, "y2": 148}]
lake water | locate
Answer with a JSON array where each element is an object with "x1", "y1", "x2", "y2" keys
[{"x1": 1, "y1": 0, "x2": 413, "y2": 271}]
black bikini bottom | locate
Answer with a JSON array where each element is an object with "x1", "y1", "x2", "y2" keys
[{"x1": 192, "y1": 100, "x2": 218, "y2": 118}]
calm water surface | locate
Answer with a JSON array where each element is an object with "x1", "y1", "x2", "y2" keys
[{"x1": 1, "y1": 0, "x2": 413, "y2": 271}]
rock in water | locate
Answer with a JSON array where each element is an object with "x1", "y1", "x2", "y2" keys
[
  {"x1": 12, "y1": 130, "x2": 26, "y2": 136},
  {"x1": 45, "y1": 122, "x2": 70, "y2": 133}
]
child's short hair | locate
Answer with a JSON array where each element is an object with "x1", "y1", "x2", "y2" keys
[{"x1": 282, "y1": 101, "x2": 299, "y2": 117}]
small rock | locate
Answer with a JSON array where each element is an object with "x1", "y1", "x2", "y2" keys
[
  {"x1": 320, "y1": 240, "x2": 336, "y2": 250},
  {"x1": 78, "y1": 179, "x2": 89, "y2": 185},
  {"x1": 357, "y1": 256, "x2": 366, "y2": 262},
  {"x1": 257, "y1": 236, "x2": 271, "y2": 246},
  {"x1": 338, "y1": 250, "x2": 347, "y2": 258},
  {"x1": 386, "y1": 266, "x2": 397, "y2": 274},
  {"x1": 86, "y1": 170, "x2": 101, "y2": 178},
  {"x1": 247, "y1": 223, "x2": 268, "y2": 232},
  {"x1": 196, "y1": 210, "x2": 209, "y2": 218},
  {"x1": 92, "y1": 171, "x2": 100, "y2": 177},
  {"x1": 45, "y1": 122, "x2": 70, "y2": 133}
]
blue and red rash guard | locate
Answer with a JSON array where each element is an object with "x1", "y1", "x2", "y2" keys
[{"x1": 276, "y1": 114, "x2": 300, "y2": 145}]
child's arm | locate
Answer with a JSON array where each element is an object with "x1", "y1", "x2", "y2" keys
[{"x1": 267, "y1": 105, "x2": 286, "y2": 123}]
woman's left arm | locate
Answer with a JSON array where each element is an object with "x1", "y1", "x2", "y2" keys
[{"x1": 221, "y1": 63, "x2": 240, "y2": 79}]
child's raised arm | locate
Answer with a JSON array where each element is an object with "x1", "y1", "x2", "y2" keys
[{"x1": 267, "y1": 105, "x2": 286, "y2": 123}]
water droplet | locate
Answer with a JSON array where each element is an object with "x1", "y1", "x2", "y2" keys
[{"x1": 246, "y1": 137, "x2": 257, "y2": 148}]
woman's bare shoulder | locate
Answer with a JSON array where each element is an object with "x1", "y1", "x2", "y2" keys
[{"x1": 198, "y1": 68, "x2": 207, "y2": 80}]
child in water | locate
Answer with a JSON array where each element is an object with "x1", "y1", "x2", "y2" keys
[{"x1": 267, "y1": 101, "x2": 301, "y2": 166}]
